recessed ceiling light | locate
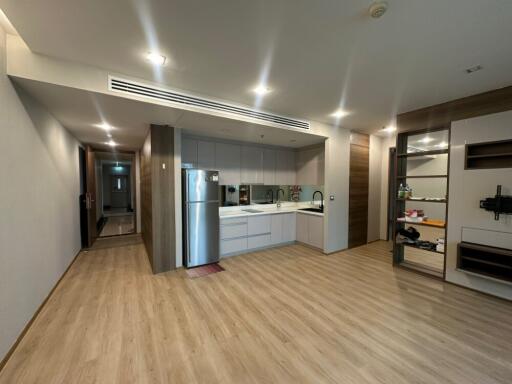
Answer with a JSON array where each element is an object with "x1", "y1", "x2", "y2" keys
[
  {"x1": 381, "y1": 125, "x2": 397, "y2": 133},
  {"x1": 107, "y1": 133, "x2": 112, "y2": 138},
  {"x1": 146, "y1": 52, "x2": 166, "y2": 66},
  {"x1": 465, "y1": 65, "x2": 483, "y2": 74},
  {"x1": 95, "y1": 123, "x2": 113, "y2": 131},
  {"x1": 330, "y1": 109, "x2": 349, "y2": 118},
  {"x1": 253, "y1": 85, "x2": 272, "y2": 95},
  {"x1": 369, "y1": 1, "x2": 388, "y2": 18},
  {"x1": 105, "y1": 140, "x2": 117, "y2": 147}
]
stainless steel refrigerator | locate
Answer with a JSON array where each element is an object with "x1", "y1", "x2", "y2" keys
[{"x1": 182, "y1": 169, "x2": 220, "y2": 267}]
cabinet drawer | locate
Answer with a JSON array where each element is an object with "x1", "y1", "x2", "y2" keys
[
  {"x1": 247, "y1": 234, "x2": 272, "y2": 249},
  {"x1": 221, "y1": 237, "x2": 248, "y2": 255},
  {"x1": 220, "y1": 217, "x2": 248, "y2": 226},
  {"x1": 220, "y1": 224, "x2": 248, "y2": 239},
  {"x1": 248, "y1": 215, "x2": 271, "y2": 236}
]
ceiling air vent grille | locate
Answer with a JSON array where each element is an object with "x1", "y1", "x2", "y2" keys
[{"x1": 109, "y1": 76, "x2": 310, "y2": 130}]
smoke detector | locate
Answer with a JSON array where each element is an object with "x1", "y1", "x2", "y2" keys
[{"x1": 369, "y1": 1, "x2": 388, "y2": 18}]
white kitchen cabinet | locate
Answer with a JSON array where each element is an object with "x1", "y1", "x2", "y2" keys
[
  {"x1": 276, "y1": 150, "x2": 296, "y2": 185},
  {"x1": 308, "y1": 215, "x2": 324, "y2": 249},
  {"x1": 248, "y1": 215, "x2": 271, "y2": 236},
  {"x1": 270, "y1": 214, "x2": 283, "y2": 245},
  {"x1": 241, "y1": 146, "x2": 264, "y2": 184},
  {"x1": 271, "y1": 212, "x2": 296, "y2": 245},
  {"x1": 281, "y1": 213, "x2": 296, "y2": 242},
  {"x1": 296, "y1": 213, "x2": 309, "y2": 243},
  {"x1": 296, "y1": 146, "x2": 325, "y2": 186},
  {"x1": 221, "y1": 237, "x2": 247, "y2": 255},
  {"x1": 182, "y1": 138, "x2": 197, "y2": 168},
  {"x1": 296, "y1": 212, "x2": 323, "y2": 250},
  {"x1": 197, "y1": 140, "x2": 215, "y2": 170},
  {"x1": 263, "y1": 148, "x2": 276, "y2": 185},
  {"x1": 215, "y1": 143, "x2": 241, "y2": 185},
  {"x1": 248, "y1": 234, "x2": 272, "y2": 249}
]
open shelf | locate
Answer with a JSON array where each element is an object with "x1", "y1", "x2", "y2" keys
[
  {"x1": 465, "y1": 139, "x2": 512, "y2": 170},
  {"x1": 397, "y1": 198, "x2": 447, "y2": 203},
  {"x1": 396, "y1": 174, "x2": 448, "y2": 179},
  {"x1": 457, "y1": 242, "x2": 512, "y2": 283},
  {"x1": 397, "y1": 149, "x2": 449, "y2": 158},
  {"x1": 396, "y1": 218, "x2": 445, "y2": 228},
  {"x1": 402, "y1": 242, "x2": 444, "y2": 255}
]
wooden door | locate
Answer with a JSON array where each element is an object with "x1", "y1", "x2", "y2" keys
[
  {"x1": 85, "y1": 146, "x2": 97, "y2": 247},
  {"x1": 348, "y1": 133, "x2": 369, "y2": 248}
]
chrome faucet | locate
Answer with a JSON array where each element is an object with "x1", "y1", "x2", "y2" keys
[
  {"x1": 277, "y1": 188, "x2": 285, "y2": 208},
  {"x1": 312, "y1": 190, "x2": 324, "y2": 211}
]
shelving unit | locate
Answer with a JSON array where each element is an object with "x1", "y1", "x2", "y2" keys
[
  {"x1": 392, "y1": 126, "x2": 450, "y2": 279},
  {"x1": 457, "y1": 242, "x2": 512, "y2": 283},
  {"x1": 465, "y1": 139, "x2": 512, "y2": 169}
]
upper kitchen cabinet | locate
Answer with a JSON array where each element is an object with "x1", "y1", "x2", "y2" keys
[
  {"x1": 197, "y1": 140, "x2": 215, "y2": 170},
  {"x1": 262, "y1": 149, "x2": 276, "y2": 185},
  {"x1": 241, "y1": 146, "x2": 264, "y2": 184},
  {"x1": 276, "y1": 150, "x2": 296, "y2": 185},
  {"x1": 296, "y1": 145, "x2": 325, "y2": 186},
  {"x1": 215, "y1": 143, "x2": 241, "y2": 185},
  {"x1": 182, "y1": 138, "x2": 198, "y2": 168}
]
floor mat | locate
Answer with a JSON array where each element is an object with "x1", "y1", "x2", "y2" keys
[{"x1": 186, "y1": 263, "x2": 225, "y2": 279}]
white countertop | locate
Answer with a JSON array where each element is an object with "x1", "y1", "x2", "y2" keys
[{"x1": 219, "y1": 203, "x2": 324, "y2": 218}]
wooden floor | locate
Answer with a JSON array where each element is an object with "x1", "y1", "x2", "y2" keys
[{"x1": 1, "y1": 241, "x2": 512, "y2": 384}]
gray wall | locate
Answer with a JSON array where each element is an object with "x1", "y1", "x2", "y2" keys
[
  {"x1": 368, "y1": 135, "x2": 383, "y2": 242},
  {"x1": 0, "y1": 26, "x2": 81, "y2": 362}
]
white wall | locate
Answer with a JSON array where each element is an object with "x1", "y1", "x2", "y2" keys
[
  {"x1": 0, "y1": 26, "x2": 81, "y2": 362},
  {"x1": 368, "y1": 135, "x2": 383, "y2": 242},
  {"x1": 447, "y1": 111, "x2": 512, "y2": 300},
  {"x1": 323, "y1": 128, "x2": 351, "y2": 253}
]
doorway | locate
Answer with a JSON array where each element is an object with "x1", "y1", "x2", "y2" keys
[
  {"x1": 79, "y1": 147, "x2": 88, "y2": 248},
  {"x1": 95, "y1": 152, "x2": 136, "y2": 237}
]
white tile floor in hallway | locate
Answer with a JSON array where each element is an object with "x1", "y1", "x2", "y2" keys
[{"x1": 99, "y1": 214, "x2": 135, "y2": 237}]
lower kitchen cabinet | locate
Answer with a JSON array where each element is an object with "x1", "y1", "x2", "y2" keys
[
  {"x1": 221, "y1": 212, "x2": 321, "y2": 257},
  {"x1": 296, "y1": 212, "x2": 324, "y2": 250}
]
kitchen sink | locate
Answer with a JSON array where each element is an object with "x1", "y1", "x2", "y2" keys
[
  {"x1": 242, "y1": 209, "x2": 264, "y2": 213},
  {"x1": 299, "y1": 207, "x2": 324, "y2": 213}
]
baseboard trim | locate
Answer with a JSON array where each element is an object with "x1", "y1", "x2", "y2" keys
[{"x1": 0, "y1": 248, "x2": 82, "y2": 373}]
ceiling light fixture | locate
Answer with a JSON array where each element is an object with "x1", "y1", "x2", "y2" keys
[
  {"x1": 330, "y1": 109, "x2": 349, "y2": 118},
  {"x1": 146, "y1": 52, "x2": 166, "y2": 66},
  {"x1": 95, "y1": 123, "x2": 113, "y2": 131},
  {"x1": 369, "y1": 1, "x2": 388, "y2": 18},
  {"x1": 381, "y1": 125, "x2": 397, "y2": 133},
  {"x1": 107, "y1": 133, "x2": 112, "y2": 138},
  {"x1": 419, "y1": 137, "x2": 434, "y2": 144},
  {"x1": 106, "y1": 140, "x2": 117, "y2": 147},
  {"x1": 253, "y1": 85, "x2": 272, "y2": 95},
  {"x1": 465, "y1": 65, "x2": 483, "y2": 74}
]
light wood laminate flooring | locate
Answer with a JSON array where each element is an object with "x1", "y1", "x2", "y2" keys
[{"x1": 1, "y1": 241, "x2": 511, "y2": 384}]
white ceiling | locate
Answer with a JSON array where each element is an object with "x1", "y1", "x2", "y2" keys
[
  {"x1": 14, "y1": 78, "x2": 326, "y2": 150},
  {"x1": 2, "y1": 0, "x2": 512, "y2": 135}
]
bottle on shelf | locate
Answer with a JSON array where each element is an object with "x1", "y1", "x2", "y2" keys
[{"x1": 398, "y1": 183, "x2": 405, "y2": 198}]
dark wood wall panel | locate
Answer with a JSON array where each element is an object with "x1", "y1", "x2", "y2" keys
[
  {"x1": 397, "y1": 85, "x2": 512, "y2": 132},
  {"x1": 140, "y1": 125, "x2": 176, "y2": 273},
  {"x1": 348, "y1": 133, "x2": 370, "y2": 248},
  {"x1": 140, "y1": 131, "x2": 153, "y2": 266}
]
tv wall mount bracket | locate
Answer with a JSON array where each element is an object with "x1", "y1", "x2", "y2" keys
[{"x1": 479, "y1": 185, "x2": 512, "y2": 220}]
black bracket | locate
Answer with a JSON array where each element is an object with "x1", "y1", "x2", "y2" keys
[{"x1": 479, "y1": 185, "x2": 512, "y2": 220}]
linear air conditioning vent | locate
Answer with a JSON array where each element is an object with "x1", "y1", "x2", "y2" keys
[{"x1": 109, "y1": 76, "x2": 310, "y2": 130}]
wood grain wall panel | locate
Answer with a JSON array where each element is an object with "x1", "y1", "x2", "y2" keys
[
  {"x1": 348, "y1": 133, "x2": 370, "y2": 248},
  {"x1": 140, "y1": 132, "x2": 153, "y2": 266},
  {"x1": 150, "y1": 125, "x2": 176, "y2": 273},
  {"x1": 140, "y1": 125, "x2": 176, "y2": 273},
  {"x1": 397, "y1": 86, "x2": 512, "y2": 132}
]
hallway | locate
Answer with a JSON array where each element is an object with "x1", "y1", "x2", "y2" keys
[{"x1": 99, "y1": 214, "x2": 135, "y2": 237}]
